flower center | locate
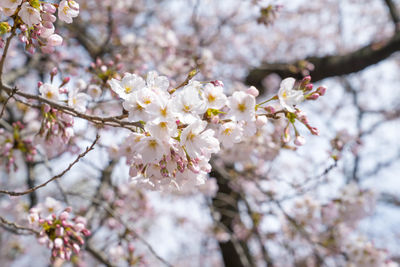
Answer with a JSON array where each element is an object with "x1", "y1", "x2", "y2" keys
[
  {"x1": 160, "y1": 107, "x2": 167, "y2": 117},
  {"x1": 124, "y1": 86, "x2": 132, "y2": 94},
  {"x1": 207, "y1": 94, "x2": 216, "y2": 103},
  {"x1": 237, "y1": 103, "x2": 246, "y2": 112},
  {"x1": 148, "y1": 140, "x2": 157, "y2": 149},
  {"x1": 63, "y1": 6, "x2": 70, "y2": 15},
  {"x1": 46, "y1": 91, "x2": 54, "y2": 99},
  {"x1": 223, "y1": 128, "x2": 233, "y2": 136}
]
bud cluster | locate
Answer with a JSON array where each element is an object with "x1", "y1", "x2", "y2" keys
[
  {"x1": 29, "y1": 201, "x2": 90, "y2": 262},
  {"x1": 0, "y1": 0, "x2": 79, "y2": 53}
]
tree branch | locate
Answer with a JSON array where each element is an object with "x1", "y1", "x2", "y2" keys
[
  {"x1": 383, "y1": 0, "x2": 400, "y2": 31},
  {"x1": 0, "y1": 135, "x2": 99, "y2": 196},
  {"x1": 246, "y1": 31, "x2": 400, "y2": 89}
]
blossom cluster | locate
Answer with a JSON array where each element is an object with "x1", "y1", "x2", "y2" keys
[
  {"x1": 107, "y1": 71, "x2": 325, "y2": 191},
  {"x1": 0, "y1": 0, "x2": 79, "y2": 53},
  {"x1": 28, "y1": 197, "x2": 90, "y2": 262},
  {"x1": 284, "y1": 184, "x2": 396, "y2": 266}
]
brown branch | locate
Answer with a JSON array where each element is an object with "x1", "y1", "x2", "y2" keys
[
  {"x1": 86, "y1": 244, "x2": 116, "y2": 267},
  {"x1": 0, "y1": 23, "x2": 17, "y2": 86},
  {"x1": 384, "y1": 0, "x2": 400, "y2": 31},
  {"x1": 1, "y1": 84, "x2": 143, "y2": 130},
  {"x1": 0, "y1": 86, "x2": 16, "y2": 119},
  {"x1": 0, "y1": 216, "x2": 40, "y2": 235},
  {"x1": 0, "y1": 135, "x2": 99, "y2": 196},
  {"x1": 246, "y1": 31, "x2": 400, "y2": 89},
  {"x1": 210, "y1": 160, "x2": 255, "y2": 267}
]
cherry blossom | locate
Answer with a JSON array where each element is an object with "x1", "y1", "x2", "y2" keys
[
  {"x1": 18, "y1": 2, "x2": 42, "y2": 28},
  {"x1": 278, "y1": 77, "x2": 304, "y2": 112},
  {"x1": 58, "y1": 0, "x2": 79, "y2": 24}
]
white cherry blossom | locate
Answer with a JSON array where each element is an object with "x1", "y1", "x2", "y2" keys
[
  {"x1": 135, "y1": 136, "x2": 168, "y2": 164},
  {"x1": 146, "y1": 71, "x2": 169, "y2": 92},
  {"x1": 68, "y1": 88, "x2": 88, "y2": 113},
  {"x1": 145, "y1": 120, "x2": 178, "y2": 142},
  {"x1": 58, "y1": 0, "x2": 79, "y2": 24},
  {"x1": 228, "y1": 91, "x2": 256, "y2": 122},
  {"x1": 172, "y1": 85, "x2": 206, "y2": 124},
  {"x1": 39, "y1": 83, "x2": 59, "y2": 101},
  {"x1": 109, "y1": 73, "x2": 146, "y2": 100},
  {"x1": 123, "y1": 88, "x2": 157, "y2": 121},
  {"x1": 278, "y1": 77, "x2": 304, "y2": 112},
  {"x1": 219, "y1": 121, "x2": 243, "y2": 148},
  {"x1": 202, "y1": 83, "x2": 227, "y2": 110},
  {"x1": 180, "y1": 120, "x2": 220, "y2": 159},
  {"x1": 18, "y1": 2, "x2": 41, "y2": 28}
]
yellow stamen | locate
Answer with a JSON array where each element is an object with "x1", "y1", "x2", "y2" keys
[
  {"x1": 207, "y1": 93, "x2": 216, "y2": 103},
  {"x1": 46, "y1": 91, "x2": 54, "y2": 99},
  {"x1": 148, "y1": 140, "x2": 157, "y2": 149},
  {"x1": 124, "y1": 86, "x2": 132, "y2": 93},
  {"x1": 63, "y1": 6, "x2": 70, "y2": 15},
  {"x1": 188, "y1": 132, "x2": 196, "y2": 141},
  {"x1": 223, "y1": 128, "x2": 233, "y2": 136},
  {"x1": 237, "y1": 103, "x2": 246, "y2": 112},
  {"x1": 160, "y1": 107, "x2": 167, "y2": 117}
]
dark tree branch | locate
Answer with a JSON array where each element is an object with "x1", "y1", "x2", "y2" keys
[
  {"x1": 211, "y1": 161, "x2": 255, "y2": 267},
  {"x1": 246, "y1": 31, "x2": 400, "y2": 89},
  {"x1": 383, "y1": 0, "x2": 400, "y2": 31}
]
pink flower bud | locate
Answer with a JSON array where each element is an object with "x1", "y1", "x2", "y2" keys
[
  {"x1": 47, "y1": 34, "x2": 63, "y2": 46},
  {"x1": 43, "y1": 3, "x2": 57, "y2": 13},
  {"x1": 74, "y1": 223, "x2": 85, "y2": 232},
  {"x1": 282, "y1": 126, "x2": 290, "y2": 143},
  {"x1": 246, "y1": 86, "x2": 259, "y2": 97},
  {"x1": 63, "y1": 77, "x2": 71, "y2": 84},
  {"x1": 59, "y1": 87, "x2": 68, "y2": 94},
  {"x1": 310, "y1": 127, "x2": 319, "y2": 136},
  {"x1": 210, "y1": 80, "x2": 224, "y2": 87},
  {"x1": 3, "y1": 142, "x2": 13, "y2": 153},
  {"x1": 211, "y1": 115, "x2": 219, "y2": 124},
  {"x1": 54, "y1": 238, "x2": 63, "y2": 249},
  {"x1": 304, "y1": 84, "x2": 313, "y2": 91},
  {"x1": 128, "y1": 243, "x2": 135, "y2": 253},
  {"x1": 19, "y1": 34, "x2": 28, "y2": 43},
  {"x1": 316, "y1": 86, "x2": 327, "y2": 96},
  {"x1": 306, "y1": 93, "x2": 319, "y2": 100},
  {"x1": 56, "y1": 226, "x2": 64, "y2": 237},
  {"x1": 26, "y1": 45, "x2": 35, "y2": 54},
  {"x1": 299, "y1": 115, "x2": 308, "y2": 124},
  {"x1": 59, "y1": 211, "x2": 69, "y2": 220},
  {"x1": 43, "y1": 104, "x2": 51, "y2": 113},
  {"x1": 72, "y1": 243, "x2": 80, "y2": 254},
  {"x1": 294, "y1": 135, "x2": 306, "y2": 146},
  {"x1": 302, "y1": 75, "x2": 311, "y2": 84},
  {"x1": 264, "y1": 106, "x2": 275, "y2": 114}
]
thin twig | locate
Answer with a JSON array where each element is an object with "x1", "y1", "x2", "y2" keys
[
  {"x1": 0, "y1": 86, "x2": 16, "y2": 119},
  {"x1": 1, "y1": 84, "x2": 143, "y2": 131},
  {"x1": 0, "y1": 216, "x2": 40, "y2": 235},
  {"x1": 0, "y1": 135, "x2": 99, "y2": 196},
  {"x1": 0, "y1": 23, "x2": 17, "y2": 85}
]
